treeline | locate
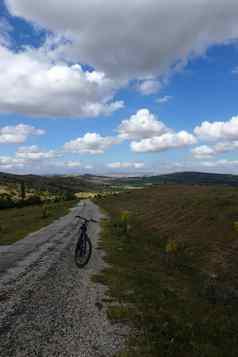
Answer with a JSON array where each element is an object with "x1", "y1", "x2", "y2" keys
[
  {"x1": 0, "y1": 172, "x2": 101, "y2": 194},
  {"x1": 0, "y1": 183, "x2": 75, "y2": 210}
]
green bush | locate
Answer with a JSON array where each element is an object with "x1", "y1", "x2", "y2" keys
[
  {"x1": 0, "y1": 197, "x2": 15, "y2": 209},
  {"x1": 16, "y1": 195, "x2": 42, "y2": 208},
  {"x1": 120, "y1": 211, "x2": 130, "y2": 234},
  {"x1": 113, "y1": 211, "x2": 130, "y2": 235},
  {"x1": 41, "y1": 204, "x2": 50, "y2": 219},
  {"x1": 62, "y1": 191, "x2": 76, "y2": 201}
]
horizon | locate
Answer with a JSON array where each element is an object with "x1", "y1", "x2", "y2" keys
[
  {"x1": 1, "y1": 1, "x2": 238, "y2": 176},
  {"x1": 1, "y1": 169, "x2": 238, "y2": 179}
]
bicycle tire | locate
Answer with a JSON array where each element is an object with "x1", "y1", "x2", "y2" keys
[{"x1": 74, "y1": 237, "x2": 92, "y2": 268}]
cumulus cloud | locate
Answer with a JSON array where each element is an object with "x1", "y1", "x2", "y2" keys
[
  {"x1": 192, "y1": 141, "x2": 238, "y2": 159},
  {"x1": 118, "y1": 108, "x2": 196, "y2": 153},
  {"x1": 0, "y1": 124, "x2": 44, "y2": 144},
  {"x1": 191, "y1": 145, "x2": 215, "y2": 159},
  {"x1": 64, "y1": 133, "x2": 118, "y2": 154},
  {"x1": 0, "y1": 44, "x2": 124, "y2": 118},
  {"x1": 131, "y1": 131, "x2": 197, "y2": 153},
  {"x1": 16, "y1": 145, "x2": 59, "y2": 160},
  {"x1": 6, "y1": 0, "x2": 238, "y2": 80},
  {"x1": 118, "y1": 109, "x2": 169, "y2": 141},
  {"x1": 201, "y1": 159, "x2": 238, "y2": 167},
  {"x1": 107, "y1": 162, "x2": 144, "y2": 169},
  {"x1": 0, "y1": 155, "x2": 26, "y2": 170},
  {"x1": 0, "y1": 145, "x2": 62, "y2": 172},
  {"x1": 137, "y1": 80, "x2": 161, "y2": 95},
  {"x1": 194, "y1": 116, "x2": 238, "y2": 141}
]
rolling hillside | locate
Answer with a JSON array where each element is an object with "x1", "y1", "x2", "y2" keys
[
  {"x1": 113, "y1": 171, "x2": 238, "y2": 187},
  {"x1": 0, "y1": 172, "x2": 105, "y2": 194},
  {"x1": 1, "y1": 171, "x2": 238, "y2": 197}
]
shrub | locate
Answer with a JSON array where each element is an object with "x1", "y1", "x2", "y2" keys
[
  {"x1": 0, "y1": 197, "x2": 15, "y2": 209},
  {"x1": 25, "y1": 195, "x2": 42, "y2": 206},
  {"x1": 20, "y1": 181, "x2": 26, "y2": 201},
  {"x1": 120, "y1": 211, "x2": 130, "y2": 234},
  {"x1": 41, "y1": 204, "x2": 50, "y2": 219},
  {"x1": 165, "y1": 240, "x2": 178, "y2": 254},
  {"x1": 63, "y1": 191, "x2": 76, "y2": 201},
  {"x1": 54, "y1": 196, "x2": 62, "y2": 203},
  {"x1": 16, "y1": 195, "x2": 42, "y2": 207}
]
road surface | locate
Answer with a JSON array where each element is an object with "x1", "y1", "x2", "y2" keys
[{"x1": 0, "y1": 200, "x2": 126, "y2": 356}]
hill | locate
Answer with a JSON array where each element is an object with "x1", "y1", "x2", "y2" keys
[
  {"x1": 1, "y1": 171, "x2": 238, "y2": 197},
  {"x1": 113, "y1": 171, "x2": 238, "y2": 186},
  {"x1": 0, "y1": 172, "x2": 105, "y2": 194}
]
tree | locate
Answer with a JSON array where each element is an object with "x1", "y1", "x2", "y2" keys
[{"x1": 20, "y1": 182, "x2": 26, "y2": 201}]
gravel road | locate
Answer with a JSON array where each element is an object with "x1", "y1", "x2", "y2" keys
[{"x1": 0, "y1": 200, "x2": 126, "y2": 357}]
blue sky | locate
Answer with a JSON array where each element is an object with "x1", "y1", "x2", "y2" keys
[{"x1": 1, "y1": 0, "x2": 238, "y2": 175}]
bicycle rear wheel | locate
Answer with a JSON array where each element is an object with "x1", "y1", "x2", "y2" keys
[{"x1": 75, "y1": 237, "x2": 92, "y2": 268}]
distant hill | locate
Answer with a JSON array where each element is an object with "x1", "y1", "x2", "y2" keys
[
  {"x1": 0, "y1": 172, "x2": 104, "y2": 194},
  {"x1": 1, "y1": 171, "x2": 238, "y2": 195},
  {"x1": 113, "y1": 171, "x2": 238, "y2": 187}
]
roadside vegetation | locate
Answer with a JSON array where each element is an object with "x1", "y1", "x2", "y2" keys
[
  {"x1": 0, "y1": 199, "x2": 78, "y2": 245},
  {"x1": 95, "y1": 185, "x2": 238, "y2": 357},
  {"x1": 0, "y1": 180, "x2": 78, "y2": 245}
]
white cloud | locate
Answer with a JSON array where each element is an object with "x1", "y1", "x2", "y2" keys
[
  {"x1": 118, "y1": 109, "x2": 169, "y2": 141},
  {"x1": 6, "y1": 0, "x2": 238, "y2": 80},
  {"x1": 201, "y1": 159, "x2": 238, "y2": 167},
  {"x1": 0, "y1": 124, "x2": 45, "y2": 144},
  {"x1": 157, "y1": 96, "x2": 172, "y2": 104},
  {"x1": 194, "y1": 116, "x2": 238, "y2": 141},
  {"x1": 137, "y1": 80, "x2": 161, "y2": 95},
  {"x1": 107, "y1": 162, "x2": 144, "y2": 169},
  {"x1": 64, "y1": 161, "x2": 81, "y2": 168},
  {"x1": 131, "y1": 131, "x2": 197, "y2": 153},
  {"x1": 0, "y1": 44, "x2": 124, "y2": 118},
  {"x1": 0, "y1": 155, "x2": 26, "y2": 170},
  {"x1": 118, "y1": 108, "x2": 196, "y2": 153},
  {"x1": 192, "y1": 141, "x2": 238, "y2": 159},
  {"x1": 214, "y1": 141, "x2": 238, "y2": 153},
  {"x1": 0, "y1": 18, "x2": 13, "y2": 47},
  {"x1": 16, "y1": 145, "x2": 58, "y2": 160},
  {"x1": 64, "y1": 133, "x2": 118, "y2": 154},
  {"x1": 191, "y1": 145, "x2": 215, "y2": 159}
]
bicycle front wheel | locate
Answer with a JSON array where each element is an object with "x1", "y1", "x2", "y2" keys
[{"x1": 75, "y1": 237, "x2": 92, "y2": 268}]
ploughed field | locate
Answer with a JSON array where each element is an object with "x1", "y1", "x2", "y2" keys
[{"x1": 95, "y1": 185, "x2": 238, "y2": 357}]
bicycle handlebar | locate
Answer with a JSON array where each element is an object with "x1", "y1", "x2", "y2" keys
[{"x1": 75, "y1": 215, "x2": 98, "y2": 223}]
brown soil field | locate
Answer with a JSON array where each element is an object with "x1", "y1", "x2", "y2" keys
[{"x1": 95, "y1": 185, "x2": 238, "y2": 356}]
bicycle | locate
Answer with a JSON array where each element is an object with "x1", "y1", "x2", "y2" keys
[{"x1": 74, "y1": 215, "x2": 98, "y2": 268}]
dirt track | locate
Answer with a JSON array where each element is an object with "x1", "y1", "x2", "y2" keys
[{"x1": 0, "y1": 200, "x2": 126, "y2": 356}]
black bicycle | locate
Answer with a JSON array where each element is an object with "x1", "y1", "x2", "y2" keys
[{"x1": 74, "y1": 215, "x2": 98, "y2": 268}]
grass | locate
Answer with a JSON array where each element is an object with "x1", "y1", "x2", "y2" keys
[
  {"x1": 0, "y1": 200, "x2": 78, "y2": 245},
  {"x1": 95, "y1": 185, "x2": 238, "y2": 357}
]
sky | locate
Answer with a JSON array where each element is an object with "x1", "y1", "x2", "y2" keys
[{"x1": 0, "y1": 0, "x2": 238, "y2": 176}]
